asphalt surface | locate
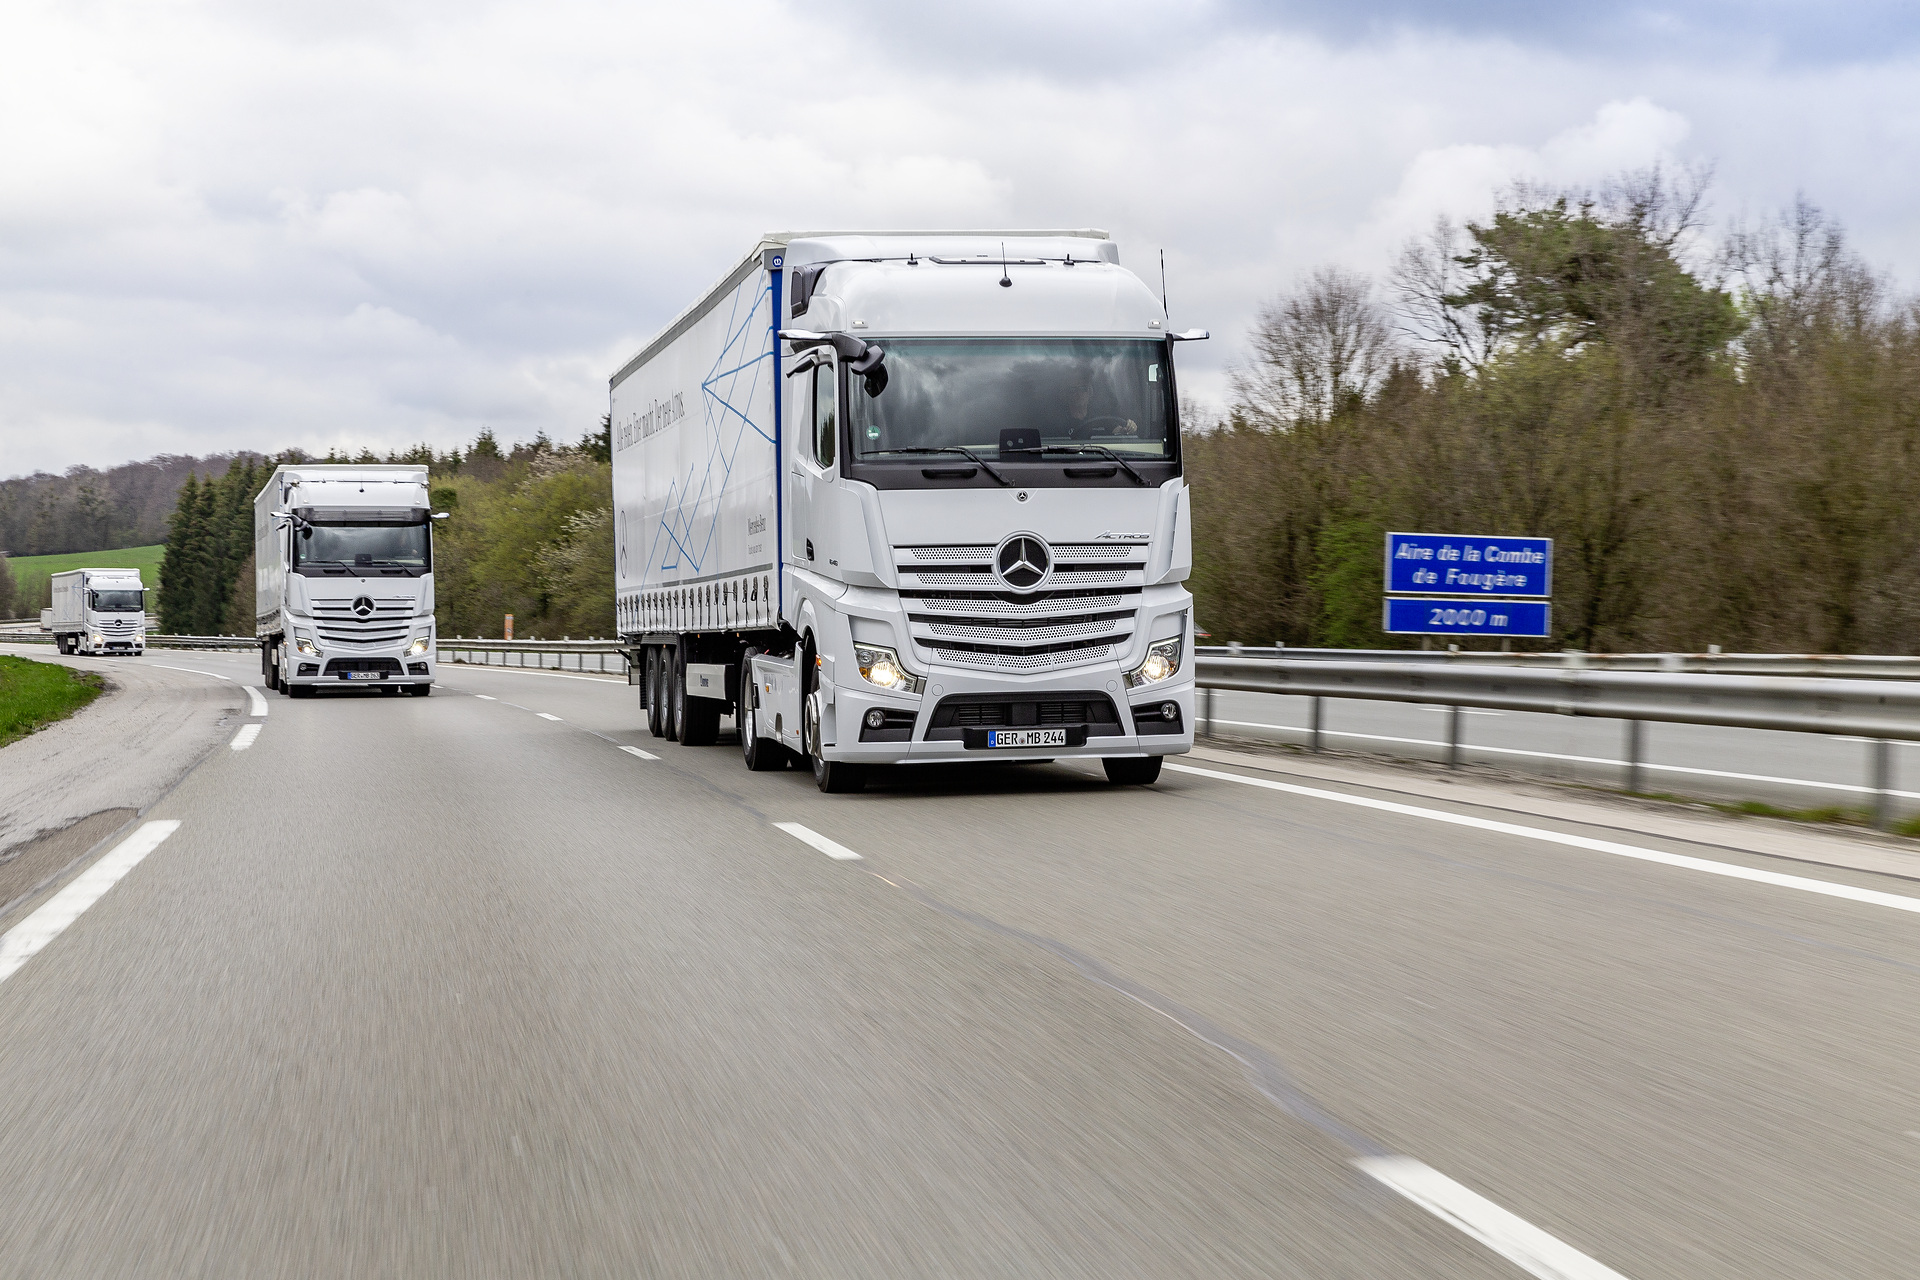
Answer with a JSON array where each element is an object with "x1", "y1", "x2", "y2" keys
[{"x1": 1, "y1": 644, "x2": 1918, "y2": 1277}]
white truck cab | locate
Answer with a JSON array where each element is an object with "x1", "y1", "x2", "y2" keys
[
  {"x1": 44, "y1": 568, "x2": 148, "y2": 656},
  {"x1": 614, "y1": 230, "x2": 1199, "y2": 792},
  {"x1": 254, "y1": 465, "x2": 444, "y2": 697}
]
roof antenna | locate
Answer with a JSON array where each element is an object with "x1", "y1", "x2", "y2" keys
[
  {"x1": 999, "y1": 241, "x2": 1012, "y2": 288},
  {"x1": 1159, "y1": 249, "x2": 1170, "y2": 320}
]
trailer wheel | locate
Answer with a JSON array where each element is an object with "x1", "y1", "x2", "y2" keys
[
  {"x1": 644, "y1": 649, "x2": 665, "y2": 737},
  {"x1": 738, "y1": 648, "x2": 784, "y2": 771},
  {"x1": 1102, "y1": 756, "x2": 1162, "y2": 785},
  {"x1": 677, "y1": 648, "x2": 719, "y2": 746}
]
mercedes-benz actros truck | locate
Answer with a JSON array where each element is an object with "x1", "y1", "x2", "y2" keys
[
  {"x1": 612, "y1": 230, "x2": 1201, "y2": 792},
  {"x1": 43, "y1": 568, "x2": 148, "y2": 656},
  {"x1": 255, "y1": 464, "x2": 444, "y2": 697}
]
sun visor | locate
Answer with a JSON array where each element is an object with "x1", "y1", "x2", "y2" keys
[{"x1": 295, "y1": 506, "x2": 430, "y2": 525}]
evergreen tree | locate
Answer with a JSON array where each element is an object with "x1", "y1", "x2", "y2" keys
[
  {"x1": 157, "y1": 474, "x2": 207, "y2": 632},
  {"x1": 0, "y1": 551, "x2": 18, "y2": 618}
]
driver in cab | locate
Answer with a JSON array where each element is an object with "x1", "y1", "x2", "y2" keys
[{"x1": 1060, "y1": 369, "x2": 1139, "y2": 439}]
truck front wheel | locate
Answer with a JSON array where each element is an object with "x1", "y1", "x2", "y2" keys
[
  {"x1": 738, "y1": 648, "x2": 785, "y2": 771},
  {"x1": 805, "y1": 695, "x2": 865, "y2": 793}
]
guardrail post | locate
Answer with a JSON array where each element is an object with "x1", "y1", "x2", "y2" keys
[
  {"x1": 1200, "y1": 686, "x2": 1214, "y2": 738},
  {"x1": 1872, "y1": 739, "x2": 1894, "y2": 831},
  {"x1": 1309, "y1": 696, "x2": 1323, "y2": 753},
  {"x1": 1625, "y1": 720, "x2": 1645, "y2": 794},
  {"x1": 1447, "y1": 704, "x2": 1462, "y2": 769}
]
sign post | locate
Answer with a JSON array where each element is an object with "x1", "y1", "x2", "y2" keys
[
  {"x1": 504, "y1": 613, "x2": 514, "y2": 642},
  {"x1": 1383, "y1": 532, "x2": 1551, "y2": 639}
]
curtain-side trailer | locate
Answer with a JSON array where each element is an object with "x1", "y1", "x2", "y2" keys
[{"x1": 613, "y1": 230, "x2": 1200, "y2": 793}]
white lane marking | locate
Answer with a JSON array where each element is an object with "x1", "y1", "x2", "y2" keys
[
  {"x1": 1205, "y1": 719, "x2": 1920, "y2": 801},
  {"x1": 244, "y1": 684, "x2": 268, "y2": 717},
  {"x1": 536, "y1": 712, "x2": 563, "y2": 721},
  {"x1": 1357, "y1": 1157, "x2": 1630, "y2": 1280},
  {"x1": 148, "y1": 664, "x2": 233, "y2": 681},
  {"x1": 619, "y1": 745, "x2": 659, "y2": 761},
  {"x1": 1165, "y1": 762, "x2": 1920, "y2": 915},
  {"x1": 773, "y1": 822, "x2": 863, "y2": 861},
  {"x1": 474, "y1": 694, "x2": 497, "y2": 700},
  {"x1": 230, "y1": 723, "x2": 262, "y2": 751},
  {"x1": 0, "y1": 821, "x2": 182, "y2": 985}
]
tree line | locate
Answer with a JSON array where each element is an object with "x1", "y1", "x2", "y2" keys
[
  {"x1": 153, "y1": 425, "x2": 613, "y2": 638},
  {"x1": 0, "y1": 452, "x2": 264, "y2": 559},
  {"x1": 1186, "y1": 172, "x2": 1920, "y2": 654}
]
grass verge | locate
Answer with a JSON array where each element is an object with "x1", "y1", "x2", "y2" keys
[
  {"x1": 5, "y1": 544, "x2": 164, "y2": 617},
  {"x1": 0, "y1": 655, "x2": 105, "y2": 748}
]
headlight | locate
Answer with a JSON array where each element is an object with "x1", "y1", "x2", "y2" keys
[
  {"x1": 408, "y1": 636, "x2": 431, "y2": 656},
  {"x1": 90, "y1": 633, "x2": 104, "y2": 646},
  {"x1": 1125, "y1": 636, "x2": 1183, "y2": 688},
  {"x1": 294, "y1": 633, "x2": 319, "y2": 656},
  {"x1": 854, "y1": 644, "x2": 924, "y2": 694}
]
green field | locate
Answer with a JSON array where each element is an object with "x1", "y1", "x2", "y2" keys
[
  {"x1": 5, "y1": 545, "x2": 164, "y2": 617},
  {"x1": 0, "y1": 654, "x2": 104, "y2": 748}
]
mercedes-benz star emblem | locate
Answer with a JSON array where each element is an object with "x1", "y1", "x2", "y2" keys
[
  {"x1": 995, "y1": 534, "x2": 1052, "y2": 592},
  {"x1": 352, "y1": 596, "x2": 375, "y2": 617}
]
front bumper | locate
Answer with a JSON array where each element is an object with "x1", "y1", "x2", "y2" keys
[
  {"x1": 821, "y1": 661, "x2": 1193, "y2": 764},
  {"x1": 288, "y1": 647, "x2": 436, "y2": 685}
]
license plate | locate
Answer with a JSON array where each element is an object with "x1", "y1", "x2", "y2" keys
[
  {"x1": 343, "y1": 671, "x2": 383, "y2": 681},
  {"x1": 985, "y1": 728, "x2": 1067, "y2": 749}
]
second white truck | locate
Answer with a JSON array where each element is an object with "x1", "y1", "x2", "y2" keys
[
  {"x1": 254, "y1": 464, "x2": 444, "y2": 697},
  {"x1": 612, "y1": 229, "x2": 1200, "y2": 792},
  {"x1": 42, "y1": 568, "x2": 148, "y2": 656}
]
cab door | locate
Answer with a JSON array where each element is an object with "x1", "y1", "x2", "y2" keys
[{"x1": 788, "y1": 352, "x2": 840, "y2": 578}]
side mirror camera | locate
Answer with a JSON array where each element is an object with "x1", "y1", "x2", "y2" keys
[{"x1": 430, "y1": 512, "x2": 451, "y2": 521}]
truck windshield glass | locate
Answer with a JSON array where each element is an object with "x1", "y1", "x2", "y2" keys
[
  {"x1": 89, "y1": 591, "x2": 144, "y2": 612},
  {"x1": 295, "y1": 521, "x2": 431, "y2": 569},
  {"x1": 847, "y1": 338, "x2": 1173, "y2": 461}
]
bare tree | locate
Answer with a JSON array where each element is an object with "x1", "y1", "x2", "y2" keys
[
  {"x1": 1233, "y1": 267, "x2": 1394, "y2": 428},
  {"x1": 1391, "y1": 216, "x2": 1496, "y2": 372}
]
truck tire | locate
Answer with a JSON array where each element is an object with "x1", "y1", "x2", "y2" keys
[
  {"x1": 646, "y1": 650, "x2": 667, "y2": 739},
  {"x1": 677, "y1": 648, "x2": 719, "y2": 746},
  {"x1": 408, "y1": 683, "x2": 432, "y2": 697},
  {"x1": 805, "y1": 693, "x2": 865, "y2": 793},
  {"x1": 290, "y1": 683, "x2": 316, "y2": 699},
  {"x1": 1102, "y1": 756, "x2": 1162, "y2": 785},
  {"x1": 738, "y1": 648, "x2": 785, "y2": 771}
]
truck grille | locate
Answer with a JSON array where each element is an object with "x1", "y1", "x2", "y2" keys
[
  {"x1": 896, "y1": 543, "x2": 1144, "y2": 673},
  {"x1": 924, "y1": 691, "x2": 1124, "y2": 740},
  {"x1": 311, "y1": 597, "x2": 414, "y2": 647}
]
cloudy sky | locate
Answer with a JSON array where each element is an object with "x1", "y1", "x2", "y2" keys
[{"x1": 3, "y1": 1, "x2": 1917, "y2": 476}]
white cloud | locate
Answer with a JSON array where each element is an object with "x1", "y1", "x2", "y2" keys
[{"x1": 1, "y1": 2, "x2": 1919, "y2": 474}]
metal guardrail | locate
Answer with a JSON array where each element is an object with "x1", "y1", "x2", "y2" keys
[
  {"x1": 439, "y1": 639, "x2": 628, "y2": 676},
  {"x1": 1194, "y1": 654, "x2": 1920, "y2": 828},
  {"x1": 0, "y1": 632, "x2": 256, "y2": 651},
  {"x1": 1196, "y1": 645, "x2": 1920, "y2": 680}
]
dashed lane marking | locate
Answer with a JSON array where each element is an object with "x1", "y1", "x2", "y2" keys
[
  {"x1": 1357, "y1": 1157, "x2": 1630, "y2": 1280},
  {"x1": 0, "y1": 821, "x2": 181, "y2": 985},
  {"x1": 772, "y1": 822, "x2": 862, "y2": 861},
  {"x1": 474, "y1": 695, "x2": 496, "y2": 700},
  {"x1": 537, "y1": 712, "x2": 564, "y2": 721},
  {"x1": 619, "y1": 746, "x2": 659, "y2": 761},
  {"x1": 1165, "y1": 762, "x2": 1920, "y2": 916},
  {"x1": 230, "y1": 724, "x2": 262, "y2": 751},
  {"x1": 244, "y1": 685, "x2": 269, "y2": 717}
]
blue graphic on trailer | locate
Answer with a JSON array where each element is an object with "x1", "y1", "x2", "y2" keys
[
  {"x1": 1385, "y1": 532, "x2": 1551, "y2": 597},
  {"x1": 641, "y1": 271, "x2": 774, "y2": 584},
  {"x1": 1383, "y1": 597, "x2": 1551, "y2": 637}
]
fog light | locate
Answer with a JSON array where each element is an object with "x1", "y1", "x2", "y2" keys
[
  {"x1": 865, "y1": 708, "x2": 886, "y2": 729},
  {"x1": 1160, "y1": 701, "x2": 1178, "y2": 721}
]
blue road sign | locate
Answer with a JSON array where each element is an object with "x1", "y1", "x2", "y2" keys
[
  {"x1": 1384, "y1": 597, "x2": 1551, "y2": 637},
  {"x1": 1385, "y1": 532, "x2": 1552, "y2": 597}
]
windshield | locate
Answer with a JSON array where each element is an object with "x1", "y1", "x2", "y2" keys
[
  {"x1": 847, "y1": 338, "x2": 1175, "y2": 461},
  {"x1": 89, "y1": 590, "x2": 144, "y2": 612},
  {"x1": 294, "y1": 521, "x2": 431, "y2": 569}
]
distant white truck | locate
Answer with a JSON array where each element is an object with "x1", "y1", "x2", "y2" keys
[
  {"x1": 42, "y1": 568, "x2": 148, "y2": 656},
  {"x1": 254, "y1": 464, "x2": 445, "y2": 697},
  {"x1": 612, "y1": 230, "x2": 1200, "y2": 792}
]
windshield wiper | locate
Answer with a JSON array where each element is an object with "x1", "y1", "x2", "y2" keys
[
  {"x1": 860, "y1": 446, "x2": 1010, "y2": 486},
  {"x1": 1043, "y1": 445, "x2": 1147, "y2": 485}
]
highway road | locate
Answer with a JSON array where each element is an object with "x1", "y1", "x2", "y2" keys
[{"x1": 1, "y1": 642, "x2": 1918, "y2": 1277}]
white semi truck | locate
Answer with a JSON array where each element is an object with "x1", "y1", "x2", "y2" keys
[
  {"x1": 612, "y1": 230, "x2": 1200, "y2": 792},
  {"x1": 42, "y1": 568, "x2": 148, "y2": 655},
  {"x1": 254, "y1": 464, "x2": 443, "y2": 697}
]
